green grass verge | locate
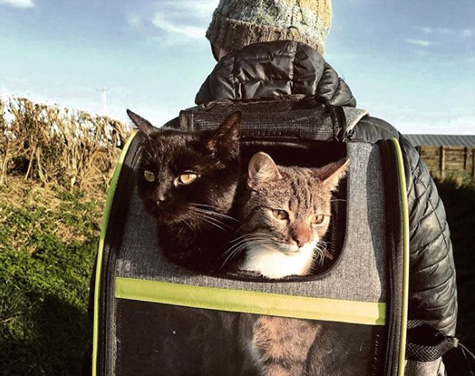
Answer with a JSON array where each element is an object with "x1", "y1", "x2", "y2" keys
[{"x1": 0, "y1": 180, "x2": 103, "y2": 376}]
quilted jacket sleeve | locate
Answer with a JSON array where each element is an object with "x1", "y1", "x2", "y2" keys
[{"x1": 399, "y1": 135, "x2": 457, "y2": 336}]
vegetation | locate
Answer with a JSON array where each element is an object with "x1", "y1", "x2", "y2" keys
[
  {"x1": 0, "y1": 97, "x2": 473, "y2": 375},
  {"x1": 435, "y1": 175, "x2": 475, "y2": 352},
  {"x1": 0, "y1": 97, "x2": 128, "y2": 375},
  {"x1": 0, "y1": 97, "x2": 127, "y2": 192},
  {"x1": 0, "y1": 180, "x2": 103, "y2": 375}
]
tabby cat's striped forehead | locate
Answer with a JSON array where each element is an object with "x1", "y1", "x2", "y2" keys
[{"x1": 251, "y1": 166, "x2": 331, "y2": 212}]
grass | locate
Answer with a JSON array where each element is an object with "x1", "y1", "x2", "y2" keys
[
  {"x1": 0, "y1": 178, "x2": 103, "y2": 375},
  {"x1": 0, "y1": 173, "x2": 473, "y2": 375}
]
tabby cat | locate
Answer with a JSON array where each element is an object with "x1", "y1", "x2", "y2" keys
[
  {"x1": 235, "y1": 152, "x2": 349, "y2": 376},
  {"x1": 233, "y1": 151, "x2": 349, "y2": 279},
  {"x1": 128, "y1": 109, "x2": 242, "y2": 274}
]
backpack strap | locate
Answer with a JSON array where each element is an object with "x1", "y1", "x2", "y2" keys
[{"x1": 342, "y1": 107, "x2": 370, "y2": 131}]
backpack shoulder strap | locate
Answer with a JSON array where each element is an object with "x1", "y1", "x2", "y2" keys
[{"x1": 342, "y1": 107, "x2": 370, "y2": 131}]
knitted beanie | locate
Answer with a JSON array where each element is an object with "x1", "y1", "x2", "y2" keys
[{"x1": 206, "y1": 0, "x2": 332, "y2": 55}]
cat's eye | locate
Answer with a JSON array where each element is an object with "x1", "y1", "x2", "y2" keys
[
  {"x1": 272, "y1": 209, "x2": 289, "y2": 221},
  {"x1": 178, "y1": 173, "x2": 198, "y2": 185},
  {"x1": 143, "y1": 170, "x2": 156, "y2": 183},
  {"x1": 311, "y1": 214, "x2": 326, "y2": 226}
]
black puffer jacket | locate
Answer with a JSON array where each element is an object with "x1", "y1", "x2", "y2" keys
[{"x1": 170, "y1": 40, "x2": 457, "y2": 336}]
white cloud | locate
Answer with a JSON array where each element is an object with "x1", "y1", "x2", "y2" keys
[
  {"x1": 152, "y1": 13, "x2": 205, "y2": 39},
  {"x1": 128, "y1": 14, "x2": 143, "y2": 28},
  {"x1": 461, "y1": 29, "x2": 474, "y2": 38},
  {"x1": 128, "y1": 1, "x2": 216, "y2": 44},
  {"x1": 406, "y1": 39, "x2": 433, "y2": 47},
  {"x1": 165, "y1": 0, "x2": 217, "y2": 17},
  {"x1": 0, "y1": 0, "x2": 34, "y2": 8},
  {"x1": 420, "y1": 26, "x2": 474, "y2": 38}
]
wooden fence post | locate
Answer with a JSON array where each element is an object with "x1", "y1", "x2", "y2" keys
[
  {"x1": 463, "y1": 147, "x2": 468, "y2": 171},
  {"x1": 440, "y1": 146, "x2": 445, "y2": 178},
  {"x1": 472, "y1": 149, "x2": 475, "y2": 178}
]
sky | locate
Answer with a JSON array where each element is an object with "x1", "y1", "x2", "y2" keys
[{"x1": 0, "y1": 0, "x2": 474, "y2": 135}]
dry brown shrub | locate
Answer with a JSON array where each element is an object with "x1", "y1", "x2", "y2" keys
[{"x1": 0, "y1": 97, "x2": 130, "y2": 192}]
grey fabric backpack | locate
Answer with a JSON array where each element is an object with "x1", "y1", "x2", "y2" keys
[{"x1": 87, "y1": 98, "x2": 457, "y2": 376}]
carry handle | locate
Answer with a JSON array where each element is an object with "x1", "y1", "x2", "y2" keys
[{"x1": 179, "y1": 101, "x2": 348, "y2": 142}]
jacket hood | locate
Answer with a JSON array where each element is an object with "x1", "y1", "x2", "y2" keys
[{"x1": 195, "y1": 40, "x2": 356, "y2": 107}]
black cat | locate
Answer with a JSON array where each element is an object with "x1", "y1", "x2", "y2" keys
[{"x1": 127, "y1": 110, "x2": 241, "y2": 274}]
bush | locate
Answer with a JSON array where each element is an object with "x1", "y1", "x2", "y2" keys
[
  {"x1": 435, "y1": 176, "x2": 475, "y2": 353},
  {"x1": 0, "y1": 97, "x2": 129, "y2": 192}
]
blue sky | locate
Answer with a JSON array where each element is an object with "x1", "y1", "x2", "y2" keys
[{"x1": 1, "y1": 0, "x2": 474, "y2": 134}]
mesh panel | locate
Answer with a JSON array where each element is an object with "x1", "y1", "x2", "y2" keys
[
  {"x1": 406, "y1": 320, "x2": 455, "y2": 362},
  {"x1": 180, "y1": 98, "x2": 344, "y2": 141}
]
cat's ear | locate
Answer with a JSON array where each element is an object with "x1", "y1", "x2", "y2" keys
[
  {"x1": 127, "y1": 109, "x2": 156, "y2": 138},
  {"x1": 206, "y1": 111, "x2": 241, "y2": 158},
  {"x1": 248, "y1": 152, "x2": 282, "y2": 188},
  {"x1": 317, "y1": 158, "x2": 350, "y2": 192}
]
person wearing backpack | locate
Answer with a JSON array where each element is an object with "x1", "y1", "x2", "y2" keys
[{"x1": 160, "y1": 0, "x2": 459, "y2": 374}]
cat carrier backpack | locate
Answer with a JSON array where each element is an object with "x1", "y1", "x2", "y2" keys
[{"x1": 88, "y1": 98, "x2": 458, "y2": 376}]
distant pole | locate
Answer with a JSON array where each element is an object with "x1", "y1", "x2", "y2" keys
[{"x1": 97, "y1": 88, "x2": 110, "y2": 115}]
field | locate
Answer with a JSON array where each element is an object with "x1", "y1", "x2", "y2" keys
[
  {"x1": 0, "y1": 180, "x2": 101, "y2": 375},
  {"x1": 0, "y1": 98, "x2": 473, "y2": 375}
]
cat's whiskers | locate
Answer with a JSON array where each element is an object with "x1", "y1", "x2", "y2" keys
[
  {"x1": 189, "y1": 209, "x2": 239, "y2": 234},
  {"x1": 181, "y1": 218, "x2": 195, "y2": 232},
  {"x1": 190, "y1": 211, "x2": 233, "y2": 231},
  {"x1": 221, "y1": 237, "x2": 271, "y2": 268},
  {"x1": 330, "y1": 198, "x2": 347, "y2": 203},
  {"x1": 313, "y1": 241, "x2": 328, "y2": 265},
  {"x1": 194, "y1": 211, "x2": 235, "y2": 228},
  {"x1": 230, "y1": 232, "x2": 271, "y2": 244},
  {"x1": 191, "y1": 211, "x2": 227, "y2": 231},
  {"x1": 226, "y1": 235, "x2": 273, "y2": 254},
  {"x1": 141, "y1": 147, "x2": 155, "y2": 162},
  {"x1": 189, "y1": 203, "x2": 240, "y2": 223}
]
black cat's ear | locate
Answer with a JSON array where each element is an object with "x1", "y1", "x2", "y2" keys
[
  {"x1": 316, "y1": 158, "x2": 350, "y2": 192},
  {"x1": 248, "y1": 152, "x2": 282, "y2": 188},
  {"x1": 206, "y1": 111, "x2": 241, "y2": 157},
  {"x1": 127, "y1": 109, "x2": 156, "y2": 138}
]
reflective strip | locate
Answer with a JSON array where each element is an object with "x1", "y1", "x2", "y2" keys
[
  {"x1": 392, "y1": 138, "x2": 410, "y2": 376},
  {"x1": 115, "y1": 277, "x2": 386, "y2": 326},
  {"x1": 92, "y1": 131, "x2": 138, "y2": 376}
]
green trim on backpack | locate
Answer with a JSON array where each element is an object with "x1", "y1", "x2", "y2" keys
[
  {"x1": 92, "y1": 131, "x2": 138, "y2": 376},
  {"x1": 115, "y1": 277, "x2": 387, "y2": 326},
  {"x1": 392, "y1": 138, "x2": 410, "y2": 376}
]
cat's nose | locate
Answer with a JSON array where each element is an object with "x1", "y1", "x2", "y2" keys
[
  {"x1": 155, "y1": 196, "x2": 166, "y2": 206},
  {"x1": 291, "y1": 227, "x2": 310, "y2": 248},
  {"x1": 156, "y1": 193, "x2": 166, "y2": 203},
  {"x1": 295, "y1": 238, "x2": 307, "y2": 248}
]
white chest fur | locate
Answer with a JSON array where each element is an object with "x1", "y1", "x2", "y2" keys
[{"x1": 240, "y1": 244, "x2": 315, "y2": 279}]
